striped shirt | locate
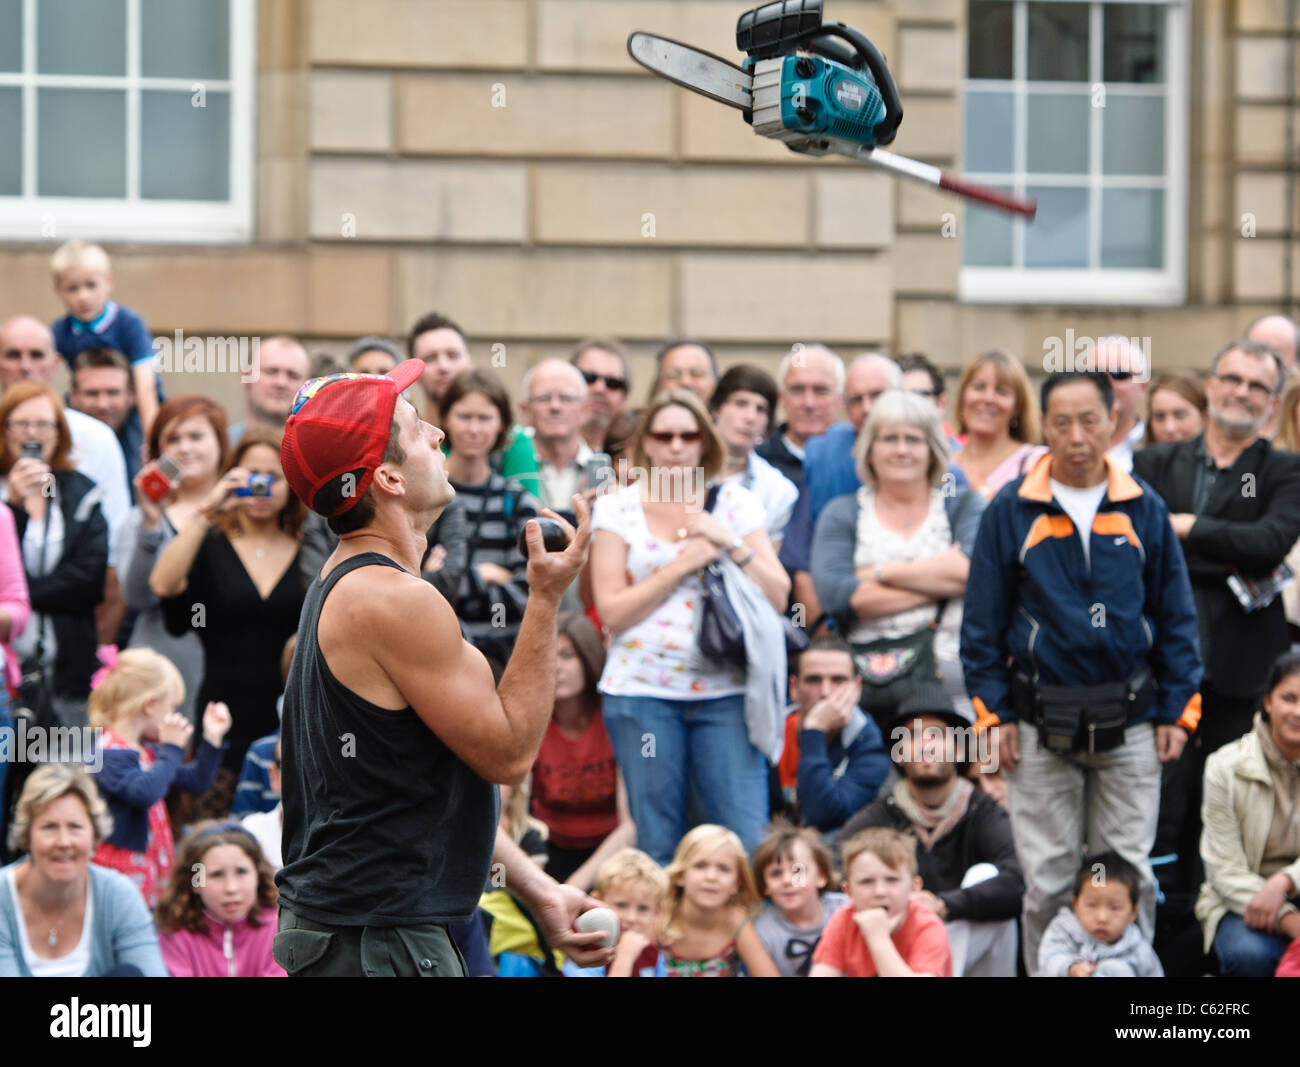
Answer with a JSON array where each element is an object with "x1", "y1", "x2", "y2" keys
[{"x1": 449, "y1": 473, "x2": 539, "y2": 660}]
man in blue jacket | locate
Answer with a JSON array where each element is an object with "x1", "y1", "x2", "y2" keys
[
  {"x1": 960, "y1": 371, "x2": 1203, "y2": 974},
  {"x1": 779, "y1": 637, "x2": 890, "y2": 836}
]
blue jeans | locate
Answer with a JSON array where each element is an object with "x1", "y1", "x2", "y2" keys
[
  {"x1": 601, "y1": 692, "x2": 770, "y2": 866},
  {"x1": 1213, "y1": 913, "x2": 1288, "y2": 977}
]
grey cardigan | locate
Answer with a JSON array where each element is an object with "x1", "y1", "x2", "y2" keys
[
  {"x1": 811, "y1": 487, "x2": 985, "y2": 627},
  {"x1": 0, "y1": 861, "x2": 167, "y2": 977}
]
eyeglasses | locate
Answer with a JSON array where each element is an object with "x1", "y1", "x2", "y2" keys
[
  {"x1": 6, "y1": 419, "x2": 57, "y2": 434},
  {"x1": 1107, "y1": 371, "x2": 1135, "y2": 382},
  {"x1": 1213, "y1": 372, "x2": 1276, "y2": 400},
  {"x1": 580, "y1": 370, "x2": 627, "y2": 392},
  {"x1": 646, "y1": 430, "x2": 702, "y2": 444},
  {"x1": 528, "y1": 393, "x2": 583, "y2": 407}
]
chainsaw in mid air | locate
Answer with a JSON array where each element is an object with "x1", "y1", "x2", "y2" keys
[{"x1": 628, "y1": 0, "x2": 1036, "y2": 220}]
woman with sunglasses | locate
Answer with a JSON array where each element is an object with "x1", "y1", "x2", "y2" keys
[{"x1": 589, "y1": 389, "x2": 789, "y2": 864}]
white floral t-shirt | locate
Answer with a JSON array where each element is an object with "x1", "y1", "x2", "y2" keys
[{"x1": 593, "y1": 482, "x2": 766, "y2": 700}]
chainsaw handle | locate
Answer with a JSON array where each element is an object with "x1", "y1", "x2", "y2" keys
[{"x1": 809, "y1": 22, "x2": 903, "y2": 146}]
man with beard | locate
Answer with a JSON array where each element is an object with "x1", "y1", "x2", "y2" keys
[
  {"x1": 1135, "y1": 339, "x2": 1300, "y2": 897},
  {"x1": 837, "y1": 685, "x2": 1023, "y2": 976}
]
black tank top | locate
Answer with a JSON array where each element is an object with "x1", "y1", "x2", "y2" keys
[{"x1": 275, "y1": 552, "x2": 499, "y2": 925}]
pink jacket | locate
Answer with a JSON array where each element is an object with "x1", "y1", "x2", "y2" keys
[
  {"x1": 0, "y1": 505, "x2": 30, "y2": 694},
  {"x1": 159, "y1": 908, "x2": 286, "y2": 977}
]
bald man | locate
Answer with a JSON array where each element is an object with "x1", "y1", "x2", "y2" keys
[
  {"x1": 520, "y1": 359, "x2": 592, "y2": 514},
  {"x1": 0, "y1": 315, "x2": 132, "y2": 643},
  {"x1": 1247, "y1": 314, "x2": 1298, "y2": 371},
  {"x1": 755, "y1": 345, "x2": 845, "y2": 490},
  {"x1": 1247, "y1": 315, "x2": 1298, "y2": 438},
  {"x1": 1094, "y1": 336, "x2": 1149, "y2": 472}
]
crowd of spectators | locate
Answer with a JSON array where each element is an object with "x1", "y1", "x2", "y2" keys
[{"x1": 0, "y1": 239, "x2": 1298, "y2": 978}]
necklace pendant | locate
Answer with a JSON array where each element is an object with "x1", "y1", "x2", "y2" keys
[{"x1": 48, "y1": 928, "x2": 57, "y2": 947}]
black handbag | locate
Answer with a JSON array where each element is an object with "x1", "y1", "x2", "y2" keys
[
  {"x1": 694, "y1": 485, "x2": 809, "y2": 668},
  {"x1": 849, "y1": 600, "x2": 947, "y2": 726}
]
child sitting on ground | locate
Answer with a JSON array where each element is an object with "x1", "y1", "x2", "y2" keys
[
  {"x1": 659, "y1": 825, "x2": 779, "y2": 977},
  {"x1": 811, "y1": 827, "x2": 952, "y2": 976},
  {"x1": 752, "y1": 820, "x2": 848, "y2": 977},
  {"x1": 564, "y1": 848, "x2": 669, "y2": 977},
  {"x1": 50, "y1": 240, "x2": 160, "y2": 434},
  {"x1": 155, "y1": 820, "x2": 284, "y2": 977},
  {"x1": 1038, "y1": 851, "x2": 1163, "y2": 977}
]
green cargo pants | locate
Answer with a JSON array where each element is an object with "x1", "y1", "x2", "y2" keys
[{"x1": 274, "y1": 906, "x2": 467, "y2": 977}]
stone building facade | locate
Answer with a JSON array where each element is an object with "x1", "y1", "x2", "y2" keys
[{"x1": 0, "y1": 0, "x2": 1295, "y2": 414}]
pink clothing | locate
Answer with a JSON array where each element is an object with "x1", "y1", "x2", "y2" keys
[
  {"x1": 159, "y1": 907, "x2": 285, "y2": 977},
  {"x1": 957, "y1": 443, "x2": 1049, "y2": 501},
  {"x1": 0, "y1": 505, "x2": 31, "y2": 692}
]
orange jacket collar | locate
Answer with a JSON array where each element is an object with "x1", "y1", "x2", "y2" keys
[{"x1": 1018, "y1": 452, "x2": 1143, "y2": 504}]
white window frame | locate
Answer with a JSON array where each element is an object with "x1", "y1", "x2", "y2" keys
[
  {"x1": 0, "y1": 0, "x2": 255, "y2": 243},
  {"x1": 959, "y1": 0, "x2": 1188, "y2": 306}
]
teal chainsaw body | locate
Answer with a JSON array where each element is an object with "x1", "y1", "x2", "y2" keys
[
  {"x1": 744, "y1": 52, "x2": 888, "y2": 149},
  {"x1": 628, "y1": 1, "x2": 1036, "y2": 218}
]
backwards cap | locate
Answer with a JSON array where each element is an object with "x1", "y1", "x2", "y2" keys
[{"x1": 279, "y1": 359, "x2": 424, "y2": 517}]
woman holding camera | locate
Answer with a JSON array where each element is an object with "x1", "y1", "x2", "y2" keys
[
  {"x1": 0, "y1": 383, "x2": 107, "y2": 729},
  {"x1": 119, "y1": 395, "x2": 229, "y2": 726},
  {"x1": 440, "y1": 368, "x2": 539, "y2": 670},
  {"x1": 150, "y1": 429, "x2": 306, "y2": 788}
]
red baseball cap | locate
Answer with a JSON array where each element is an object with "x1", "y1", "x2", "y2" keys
[{"x1": 280, "y1": 359, "x2": 424, "y2": 516}]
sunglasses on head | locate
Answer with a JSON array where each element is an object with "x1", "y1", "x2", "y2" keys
[
  {"x1": 581, "y1": 370, "x2": 627, "y2": 392},
  {"x1": 646, "y1": 430, "x2": 702, "y2": 444}
]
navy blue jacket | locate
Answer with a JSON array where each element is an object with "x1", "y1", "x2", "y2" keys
[
  {"x1": 796, "y1": 707, "x2": 891, "y2": 833},
  {"x1": 96, "y1": 738, "x2": 223, "y2": 852},
  {"x1": 960, "y1": 454, "x2": 1203, "y2": 731}
]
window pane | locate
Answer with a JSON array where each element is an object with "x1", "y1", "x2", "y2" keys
[
  {"x1": 1028, "y1": 2, "x2": 1088, "y2": 82},
  {"x1": 140, "y1": 90, "x2": 230, "y2": 201},
  {"x1": 965, "y1": 90, "x2": 1014, "y2": 174},
  {"x1": 38, "y1": 89, "x2": 126, "y2": 196},
  {"x1": 1103, "y1": 3, "x2": 1164, "y2": 83},
  {"x1": 1024, "y1": 186, "x2": 1088, "y2": 267},
  {"x1": 0, "y1": 0, "x2": 22, "y2": 72},
  {"x1": 1027, "y1": 93, "x2": 1090, "y2": 174},
  {"x1": 1101, "y1": 188, "x2": 1163, "y2": 268},
  {"x1": 37, "y1": 0, "x2": 125, "y2": 77},
  {"x1": 968, "y1": 0, "x2": 1013, "y2": 80},
  {"x1": 0, "y1": 88, "x2": 20, "y2": 194},
  {"x1": 141, "y1": 0, "x2": 229, "y2": 80},
  {"x1": 1103, "y1": 94, "x2": 1164, "y2": 175},
  {"x1": 963, "y1": 192, "x2": 1016, "y2": 267}
]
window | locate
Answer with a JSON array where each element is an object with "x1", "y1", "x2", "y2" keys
[
  {"x1": 0, "y1": 0, "x2": 255, "y2": 242},
  {"x1": 960, "y1": 0, "x2": 1187, "y2": 305}
]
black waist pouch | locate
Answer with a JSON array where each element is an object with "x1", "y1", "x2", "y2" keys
[{"x1": 1020, "y1": 667, "x2": 1153, "y2": 755}]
